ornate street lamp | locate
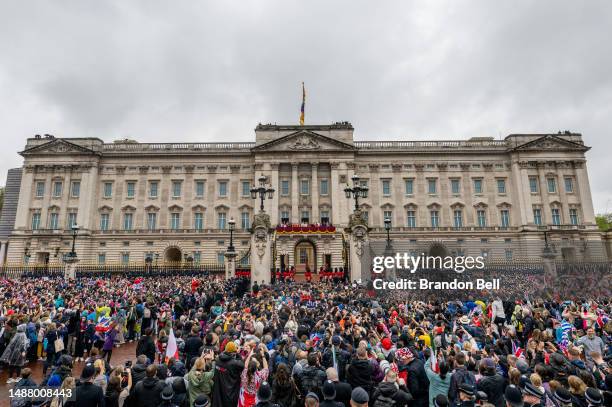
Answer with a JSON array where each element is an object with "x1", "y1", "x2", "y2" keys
[
  {"x1": 250, "y1": 175, "x2": 275, "y2": 212},
  {"x1": 69, "y1": 223, "x2": 79, "y2": 258},
  {"x1": 384, "y1": 217, "x2": 392, "y2": 247},
  {"x1": 227, "y1": 217, "x2": 236, "y2": 252},
  {"x1": 344, "y1": 175, "x2": 369, "y2": 212}
]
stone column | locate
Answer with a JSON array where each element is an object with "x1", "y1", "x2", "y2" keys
[
  {"x1": 266, "y1": 163, "x2": 280, "y2": 226},
  {"x1": 251, "y1": 212, "x2": 272, "y2": 284},
  {"x1": 0, "y1": 241, "x2": 7, "y2": 265},
  {"x1": 14, "y1": 166, "x2": 34, "y2": 229},
  {"x1": 574, "y1": 160, "x2": 595, "y2": 225},
  {"x1": 348, "y1": 210, "x2": 369, "y2": 282},
  {"x1": 224, "y1": 250, "x2": 237, "y2": 279},
  {"x1": 291, "y1": 163, "x2": 299, "y2": 223},
  {"x1": 64, "y1": 256, "x2": 79, "y2": 280},
  {"x1": 510, "y1": 161, "x2": 529, "y2": 226},
  {"x1": 311, "y1": 163, "x2": 319, "y2": 223},
  {"x1": 77, "y1": 165, "x2": 99, "y2": 231},
  {"x1": 330, "y1": 163, "x2": 341, "y2": 226},
  {"x1": 536, "y1": 162, "x2": 549, "y2": 224}
]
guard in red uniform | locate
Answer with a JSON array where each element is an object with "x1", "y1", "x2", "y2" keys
[{"x1": 305, "y1": 265, "x2": 312, "y2": 282}]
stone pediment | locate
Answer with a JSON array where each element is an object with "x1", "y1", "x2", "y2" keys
[
  {"x1": 510, "y1": 135, "x2": 589, "y2": 152},
  {"x1": 252, "y1": 130, "x2": 355, "y2": 152},
  {"x1": 20, "y1": 139, "x2": 99, "y2": 156}
]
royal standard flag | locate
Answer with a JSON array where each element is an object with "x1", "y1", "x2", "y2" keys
[{"x1": 300, "y1": 82, "x2": 305, "y2": 125}]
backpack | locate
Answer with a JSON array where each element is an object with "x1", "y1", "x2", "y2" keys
[
  {"x1": 300, "y1": 368, "x2": 323, "y2": 394},
  {"x1": 373, "y1": 395, "x2": 396, "y2": 407}
]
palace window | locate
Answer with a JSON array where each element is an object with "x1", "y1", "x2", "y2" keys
[
  {"x1": 362, "y1": 211, "x2": 369, "y2": 222},
  {"x1": 147, "y1": 212, "x2": 157, "y2": 230},
  {"x1": 71, "y1": 181, "x2": 80, "y2": 198},
  {"x1": 497, "y1": 179, "x2": 506, "y2": 194},
  {"x1": 451, "y1": 179, "x2": 460, "y2": 194},
  {"x1": 405, "y1": 179, "x2": 414, "y2": 195},
  {"x1": 103, "y1": 182, "x2": 113, "y2": 198},
  {"x1": 241, "y1": 212, "x2": 250, "y2": 229},
  {"x1": 123, "y1": 213, "x2": 133, "y2": 230},
  {"x1": 569, "y1": 208, "x2": 579, "y2": 225},
  {"x1": 48, "y1": 212, "x2": 59, "y2": 230},
  {"x1": 171, "y1": 213, "x2": 181, "y2": 230},
  {"x1": 301, "y1": 210, "x2": 310, "y2": 223},
  {"x1": 217, "y1": 252, "x2": 225, "y2": 264},
  {"x1": 383, "y1": 210, "x2": 392, "y2": 223},
  {"x1": 505, "y1": 249, "x2": 513, "y2": 261},
  {"x1": 67, "y1": 212, "x2": 77, "y2": 229},
  {"x1": 477, "y1": 209, "x2": 487, "y2": 227},
  {"x1": 218, "y1": 181, "x2": 227, "y2": 197},
  {"x1": 320, "y1": 179, "x2": 329, "y2": 196},
  {"x1": 407, "y1": 210, "x2": 416, "y2": 228},
  {"x1": 453, "y1": 210, "x2": 463, "y2": 228},
  {"x1": 242, "y1": 181, "x2": 251, "y2": 197},
  {"x1": 98, "y1": 253, "x2": 106, "y2": 264},
  {"x1": 500, "y1": 209, "x2": 510, "y2": 228},
  {"x1": 300, "y1": 179, "x2": 310, "y2": 195},
  {"x1": 320, "y1": 210, "x2": 329, "y2": 224},
  {"x1": 121, "y1": 253, "x2": 130, "y2": 265},
  {"x1": 529, "y1": 177, "x2": 538, "y2": 193},
  {"x1": 280, "y1": 210, "x2": 289, "y2": 224},
  {"x1": 427, "y1": 179, "x2": 437, "y2": 194},
  {"x1": 100, "y1": 213, "x2": 110, "y2": 230},
  {"x1": 172, "y1": 181, "x2": 182, "y2": 197},
  {"x1": 240, "y1": 254, "x2": 250, "y2": 266},
  {"x1": 533, "y1": 208, "x2": 542, "y2": 225},
  {"x1": 195, "y1": 181, "x2": 205, "y2": 198},
  {"x1": 218, "y1": 212, "x2": 227, "y2": 229},
  {"x1": 430, "y1": 210, "x2": 439, "y2": 227},
  {"x1": 193, "y1": 251, "x2": 201, "y2": 264},
  {"x1": 547, "y1": 177, "x2": 557, "y2": 193},
  {"x1": 149, "y1": 181, "x2": 159, "y2": 198},
  {"x1": 564, "y1": 177, "x2": 574, "y2": 193},
  {"x1": 280, "y1": 180, "x2": 290, "y2": 196},
  {"x1": 31, "y1": 212, "x2": 41, "y2": 230},
  {"x1": 53, "y1": 181, "x2": 63, "y2": 197},
  {"x1": 473, "y1": 179, "x2": 483, "y2": 194},
  {"x1": 551, "y1": 208, "x2": 561, "y2": 225},
  {"x1": 194, "y1": 212, "x2": 204, "y2": 230},
  {"x1": 126, "y1": 181, "x2": 136, "y2": 198},
  {"x1": 382, "y1": 180, "x2": 391, "y2": 196},
  {"x1": 35, "y1": 181, "x2": 45, "y2": 197}
]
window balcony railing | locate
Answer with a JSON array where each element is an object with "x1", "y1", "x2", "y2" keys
[
  {"x1": 369, "y1": 226, "x2": 520, "y2": 233},
  {"x1": 275, "y1": 224, "x2": 337, "y2": 234},
  {"x1": 89, "y1": 228, "x2": 252, "y2": 235}
]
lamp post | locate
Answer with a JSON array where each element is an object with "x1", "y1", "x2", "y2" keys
[
  {"x1": 228, "y1": 218, "x2": 236, "y2": 252},
  {"x1": 384, "y1": 217, "x2": 392, "y2": 248},
  {"x1": 225, "y1": 218, "x2": 237, "y2": 279},
  {"x1": 344, "y1": 175, "x2": 369, "y2": 212},
  {"x1": 250, "y1": 175, "x2": 275, "y2": 212},
  {"x1": 69, "y1": 223, "x2": 79, "y2": 258}
]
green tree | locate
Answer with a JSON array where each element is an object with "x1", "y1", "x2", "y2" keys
[{"x1": 596, "y1": 213, "x2": 612, "y2": 231}]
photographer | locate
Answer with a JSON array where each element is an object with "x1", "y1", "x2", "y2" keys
[
  {"x1": 188, "y1": 351, "x2": 215, "y2": 406},
  {"x1": 105, "y1": 364, "x2": 132, "y2": 407}
]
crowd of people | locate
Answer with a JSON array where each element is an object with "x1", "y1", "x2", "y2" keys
[{"x1": 0, "y1": 272, "x2": 610, "y2": 407}]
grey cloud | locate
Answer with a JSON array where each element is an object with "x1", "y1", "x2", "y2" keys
[{"x1": 0, "y1": 0, "x2": 611, "y2": 211}]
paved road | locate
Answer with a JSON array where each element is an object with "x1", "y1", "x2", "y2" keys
[{"x1": 0, "y1": 342, "x2": 137, "y2": 406}]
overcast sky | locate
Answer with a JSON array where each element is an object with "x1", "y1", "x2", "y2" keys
[{"x1": 1, "y1": 1, "x2": 611, "y2": 212}]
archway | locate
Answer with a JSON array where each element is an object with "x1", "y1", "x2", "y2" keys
[
  {"x1": 294, "y1": 240, "x2": 317, "y2": 277},
  {"x1": 164, "y1": 246, "x2": 182, "y2": 263},
  {"x1": 428, "y1": 243, "x2": 448, "y2": 258}
]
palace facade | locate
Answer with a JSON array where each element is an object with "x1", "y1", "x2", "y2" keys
[{"x1": 0, "y1": 123, "x2": 607, "y2": 273}]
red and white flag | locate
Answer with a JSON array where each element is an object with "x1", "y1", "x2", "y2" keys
[{"x1": 165, "y1": 328, "x2": 179, "y2": 362}]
